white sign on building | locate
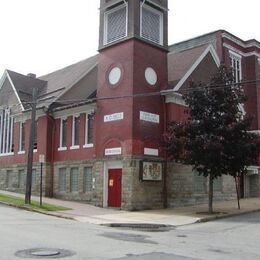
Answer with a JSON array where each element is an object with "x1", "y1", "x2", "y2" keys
[
  {"x1": 144, "y1": 148, "x2": 159, "y2": 156},
  {"x1": 105, "y1": 147, "x2": 122, "y2": 156},
  {"x1": 104, "y1": 112, "x2": 124, "y2": 122},
  {"x1": 140, "y1": 111, "x2": 159, "y2": 123}
]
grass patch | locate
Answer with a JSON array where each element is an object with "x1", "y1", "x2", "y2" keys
[{"x1": 0, "y1": 193, "x2": 70, "y2": 212}]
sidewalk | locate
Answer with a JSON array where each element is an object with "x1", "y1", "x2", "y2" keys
[{"x1": 1, "y1": 190, "x2": 260, "y2": 226}]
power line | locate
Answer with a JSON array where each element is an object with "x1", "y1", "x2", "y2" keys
[{"x1": 1, "y1": 79, "x2": 260, "y2": 113}]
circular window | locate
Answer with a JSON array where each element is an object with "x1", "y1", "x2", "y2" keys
[
  {"x1": 145, "y1": 67, "x2": 157, "y2": 86},
  {"x1": 108, "y1": 67, "x2": 122, "y2": 85}
]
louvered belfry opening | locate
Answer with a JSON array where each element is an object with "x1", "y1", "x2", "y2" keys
[
  {"x1": 105, "y1": 4, "x2": 127, "y2": 44},
  {"x1": 141, "y1": 3, "x2": 163, "y2": 45}
]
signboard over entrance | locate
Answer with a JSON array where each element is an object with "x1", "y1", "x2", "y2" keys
[{"x1": 105, "y1": 147, "x2": 122, "y2": 156}]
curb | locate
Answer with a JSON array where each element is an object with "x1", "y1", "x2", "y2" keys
[
  {"x1": 195, "y1": 208, "x2": 260, "y2": 223},
  {"x1": 1, "y1": 200, "x2": 260, "y2": 227},
  {"x1": 0, "y1": 201, "x2": 75, "y2": 221}
]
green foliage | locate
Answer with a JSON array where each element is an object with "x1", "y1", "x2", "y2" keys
[
  {"x1": 165, "y1": 65, "x2": 260, "y2": 213},
  {"x1": 0, "y1": 193, "x2": 70, "y2": 211},
  {"x1": 165, "y1": 65, "x2": 259, "y2": 180}
]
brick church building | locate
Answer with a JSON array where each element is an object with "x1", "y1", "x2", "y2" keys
[{"x1": 0, "y1": 0, "x2": 259, "y2": 209}]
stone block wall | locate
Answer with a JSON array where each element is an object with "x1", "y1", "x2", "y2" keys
[
  {"x1": 121, "y1": 158, "x2": 164, "y2": 210},
  {"x1": 244, "y1": 174, "x2": 260, "y2": 197},
  {"x1": 0, "y1": 163, "x2": 50, "y2": 196},
  {"x1": 53, "y1": 160, "x2": 103, "y2": 207},
  {"x1": 167, "y1": 162, "x2": 236, "y2": 207}
]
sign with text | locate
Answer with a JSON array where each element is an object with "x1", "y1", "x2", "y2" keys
[
  {"x1": 141, "y1": 161, "x2": 162, "y2": 181},
  {"x1": 144, "y1": 148, "x2": 159, "y2": 156},
  {"x1": 140, "y1": 111, "x2": 159, "y2": 123},
  {"x1": 104, "y1": 112, "x2": 124, "y2": 122},
  {"x1": 105, "y1": 147, "x2": 122, "y2": 156}
]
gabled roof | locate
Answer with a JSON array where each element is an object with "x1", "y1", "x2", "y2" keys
[
  {"x1": 166, "y1": 44, "x2": 220, "y2": 92},
  {"x1": 38, "y1": 55, "x2": 98, "y2": 107},
  {"x1": 5, "y1": 70, "x2": 47, "y2": 110}
]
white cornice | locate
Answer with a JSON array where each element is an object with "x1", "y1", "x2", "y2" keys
[
  {"x1": 223, "y1": 43, "x2": 260, "y2": 58},
  {"x1": 52, "y1": 103, "x2": 96, "y2": 119},
  {"x1": 165, "y1": 92, "x2": 187, "y2": 106},
  {"x1": 222, "y1": 32, "x2": 260, "y2": 49},
  {"x1": 249, "y1": 130, "x2": 260, "y2": 136}
]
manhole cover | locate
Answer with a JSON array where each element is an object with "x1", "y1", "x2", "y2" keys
[
  {"x1": 31, "y1": 250, "x2": 60, "y2": 257},
  {"x1": 103, "y1": 223, "x2": 174, "y2": 232},
  {"x1": 15, "y1": 248, "x2": 75, "y2": 258}
]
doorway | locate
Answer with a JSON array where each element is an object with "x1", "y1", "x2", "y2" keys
[{"x1": 108, "y1": 168, "x2": 122, "y2": 208}]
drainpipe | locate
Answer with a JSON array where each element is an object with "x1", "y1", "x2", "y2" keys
[
  {"x1": 43, "y1": 108, "x2": 55, "y2": 198},
  {"x1": 162, "y1": 95, "x2": 168, "y2": 208}
]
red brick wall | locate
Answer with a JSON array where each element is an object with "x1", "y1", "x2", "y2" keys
[{"x1": 96, "y1": 39, "x2": 168, "y2": 158}]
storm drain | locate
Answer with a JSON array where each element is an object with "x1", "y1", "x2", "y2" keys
[
  {"x1": 103, "y1": 223, "x2": 174, "y2": 232},
  {"x1": 15, "y1": 248, "x2": 75, "y2": 258}
]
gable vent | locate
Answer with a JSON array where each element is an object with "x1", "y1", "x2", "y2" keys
[{"x1": 104, "y1": 4, "x2": 127, "y2": 45}]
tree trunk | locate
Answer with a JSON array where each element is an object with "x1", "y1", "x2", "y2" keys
[
  {"x1": 235, "y1": 176, "x2": 241, "y2": 210},
  {"x1": 208, "y1": 173, "x2": 214, "y2": 214}
]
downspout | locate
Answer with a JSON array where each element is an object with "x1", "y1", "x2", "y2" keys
[
  {"x1": 162, "y1": 94, "x2": 168, "y2": 208},
  {"x1": 43, "y1": 108, "x2": 55, "y2": 198}
]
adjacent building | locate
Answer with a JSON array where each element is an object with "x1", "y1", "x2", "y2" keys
[{"x1": 0, "y1": 0, "x2": 259, "y2": 209}]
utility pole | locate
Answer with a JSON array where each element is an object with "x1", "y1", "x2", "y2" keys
[{"x1": 25, "y1": 87, "x2": 37, "y2": 204}]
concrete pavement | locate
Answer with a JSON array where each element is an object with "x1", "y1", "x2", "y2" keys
[{"x1": 1, "y1": 190, "x2": 260, "y2": 227}]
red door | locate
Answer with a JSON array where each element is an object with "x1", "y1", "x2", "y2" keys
[{"x1": 108, "y1": 169, "x2": 122, "y2": 208}]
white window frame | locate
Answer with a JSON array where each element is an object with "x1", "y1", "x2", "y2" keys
[
  {"x1": 70, "y1": 114, "x2": 80, "y2": 150},
  {"x1": 229, "y1": 50, "x2": 242, "y2": 83},
  {"x1": 0, "y1": 109, "x2": 14, "y2": 156},
  {"x1": 140, "y1": 3, "x2": 163, "y2": 46},
  {"x1": 58, "y1": 117, "x2": 68, "y2": 151},
  {"x1": 18, "y1": 121, "x2": 26, "y2": 154},
  {"x1": 83, "y1": 112, "x2": 94, "y2": 148},
  {"x1": 229, "y1": 50, "x2": 245, "y2": 116},
  {"x1": 104, "y1": 3, "x2": 128, "y2": 45}
]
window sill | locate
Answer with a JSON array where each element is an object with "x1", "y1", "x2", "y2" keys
[
  {"x1": 58, "y1": 147, "x2": 67, "y2": 151},
  {"x1": 0, "y1": 152, "x2": 14, "y2": 157},
  {"x1": 33, "y1": 149, "x2": 37, "y2": 153},
  {"x1": 18, "y1": 151, "x2": 26, "y2": 155},
  {"x1": 83, "y1": 144, "x2": 94, "y2": 149},
  {"x1": 70, "y1": 145, "x2": 80, "y2": 150}
]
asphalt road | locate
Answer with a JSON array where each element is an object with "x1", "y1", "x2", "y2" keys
[{"x1": 0, "y1": 204, "x2": 260, "y2": 260}]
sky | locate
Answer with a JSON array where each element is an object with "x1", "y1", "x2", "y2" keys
[{"x1": 0, "y1": 0, "x2": 259, "y2": 77}]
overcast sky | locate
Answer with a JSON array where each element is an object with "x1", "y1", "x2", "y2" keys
[{"x1": 0, "y1": 0, "x2": 259, "y2": 77}]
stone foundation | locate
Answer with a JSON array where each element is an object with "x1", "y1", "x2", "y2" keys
[
  {"x1": 53, "y1": 160, "x2": 103, "y2": 207},
  {"x1": 0, "y1": 162, "x2": 51, "y2": 196},
  {"x1": 1, "y1": 159, "x2": 259, "y2": 210},
  {"x1": 167, "y1": 163, "x2": 237, "y2": 207},
  {"x1": 121, "y1": 158, "x2": 164, "y2": 210}
]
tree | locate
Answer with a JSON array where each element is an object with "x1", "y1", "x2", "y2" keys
[{"x1": 165, "y1": 65, "x2": 259, "y2": 214}]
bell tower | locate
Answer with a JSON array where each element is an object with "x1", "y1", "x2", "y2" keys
[
  {"x1": 96, "y1": 0, "x2": 168, "y2": 209},
  {"x1": 98, "y1": 0, "x2": 168, "y2": 50}
]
